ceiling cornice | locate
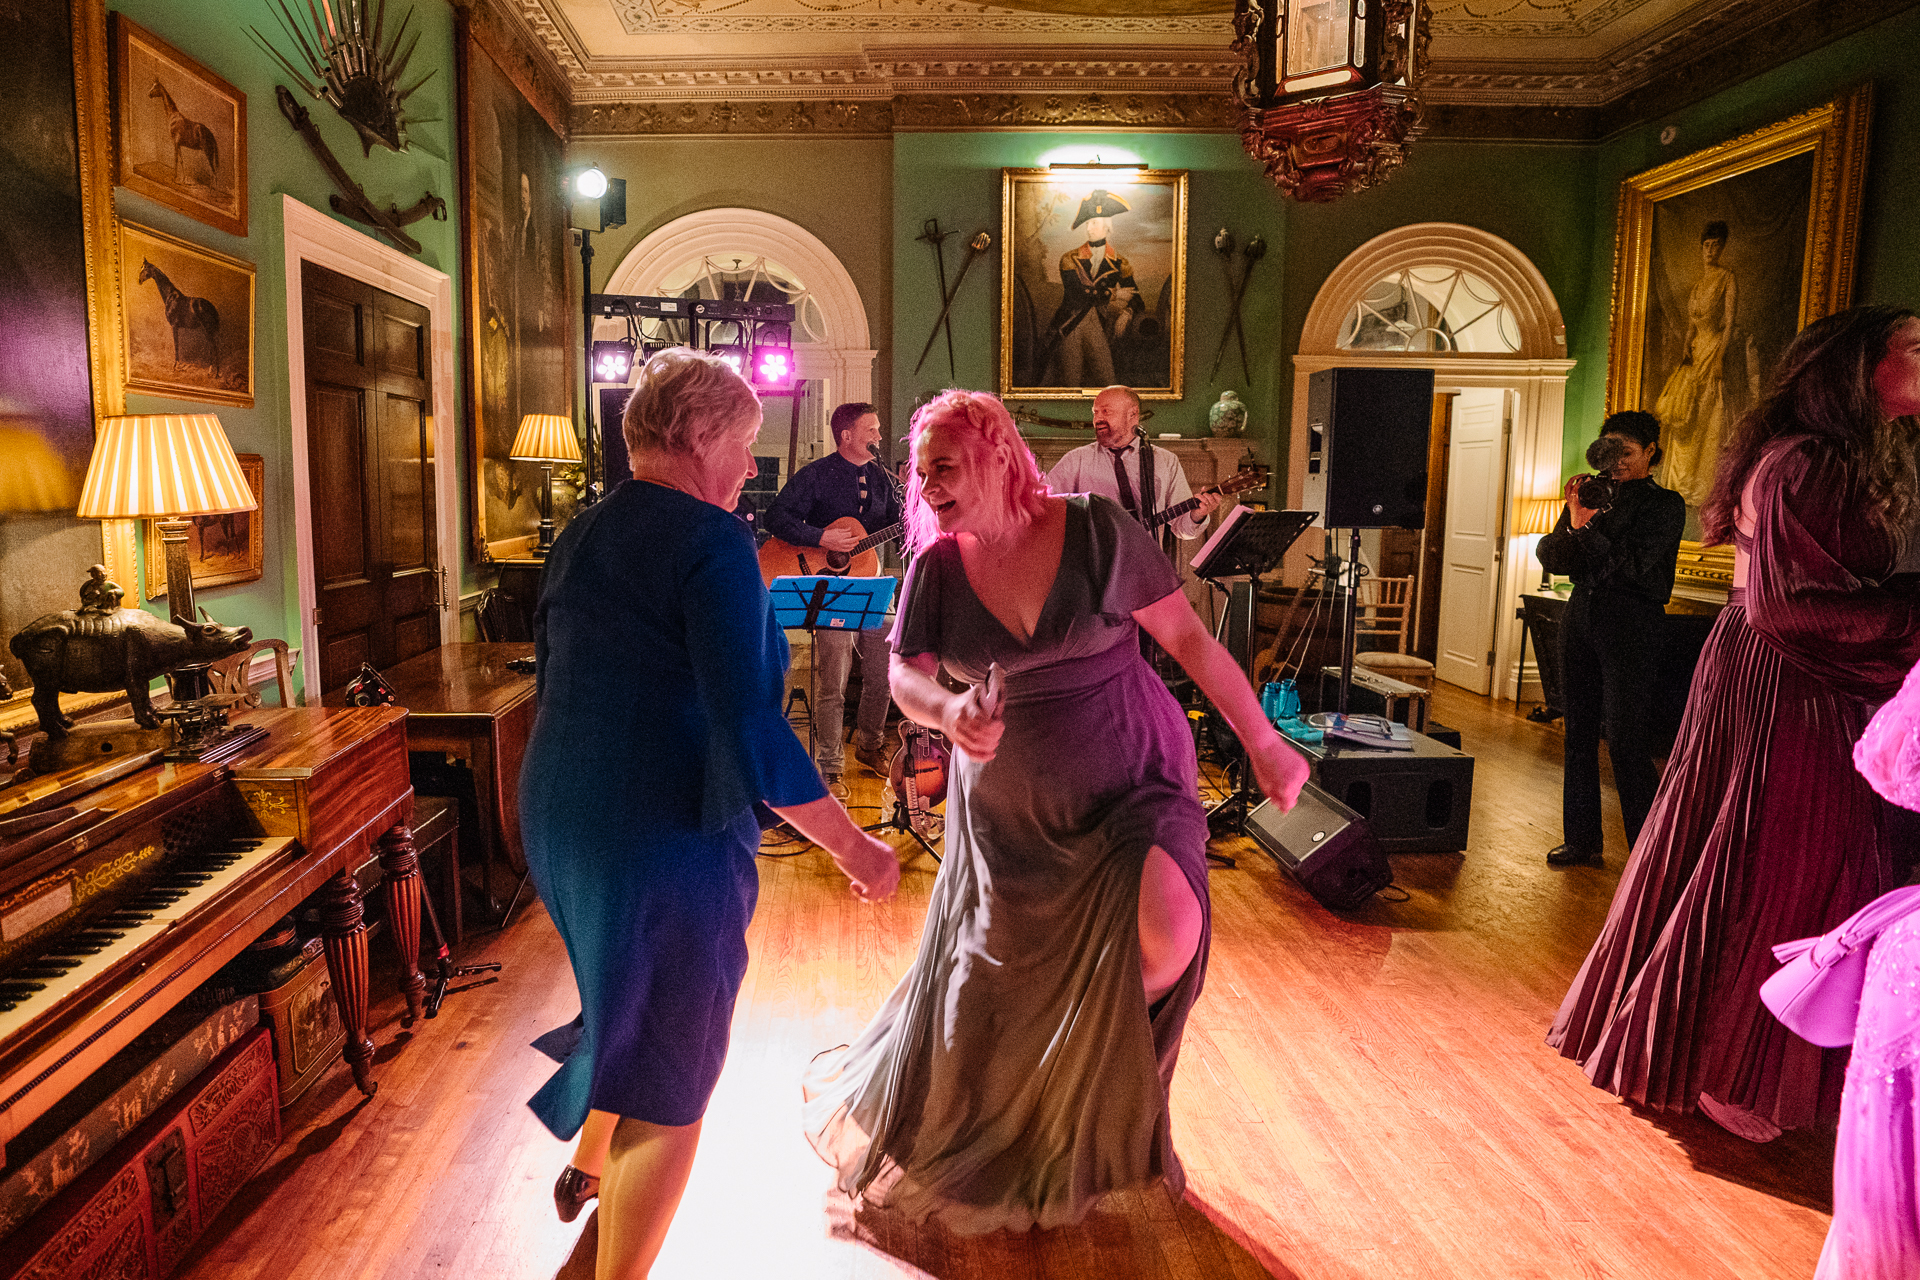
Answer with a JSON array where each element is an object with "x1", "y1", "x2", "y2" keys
[{"x1": 524, "y1": 0, "x2": 1920, "y2": 140}]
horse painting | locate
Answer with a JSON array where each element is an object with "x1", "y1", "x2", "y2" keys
[
  {"x1": 137, "y1": 259, "x2": 220, "y2": 370},
  {"x1": 149, "y1": 79, "x2": 219, "y2": 186}
]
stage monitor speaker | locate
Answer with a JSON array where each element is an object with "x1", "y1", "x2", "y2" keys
[
  {"x1": 1308, "y1": 367, "x2": 1436, "y2": 529},
  {"x1": 1246, "y1": 784, "x2": 1392, "y2": 911}
]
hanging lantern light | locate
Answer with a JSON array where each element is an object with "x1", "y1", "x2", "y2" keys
[{"x1": 1232, "y1": 0, "x2": 1431, "y2": 203}]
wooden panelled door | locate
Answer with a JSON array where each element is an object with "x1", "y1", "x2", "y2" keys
[
  {"x1": 1432, "y1": 387, "x2": 1510, "y2": 693},
  {"x1": 303, "y1": 261, "x2": 442, "y2": 695}
]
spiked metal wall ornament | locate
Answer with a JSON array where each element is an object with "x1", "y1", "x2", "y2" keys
[{"x1": 250, "y1": 0, "x2": 434, "y2": 155}]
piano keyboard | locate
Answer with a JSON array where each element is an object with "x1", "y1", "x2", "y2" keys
[{"x1": 0, "y1": 835, "x2": 299, "y2": 1039}]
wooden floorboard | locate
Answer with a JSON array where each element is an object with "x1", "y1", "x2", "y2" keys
[{"x1": 168, "y1": 685, "x2": 1833, "y2": 1279}]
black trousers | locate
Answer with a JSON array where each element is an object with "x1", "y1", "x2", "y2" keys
[{"x1": 1559, "y1": 587, "x2": 1664, "y2": 855}]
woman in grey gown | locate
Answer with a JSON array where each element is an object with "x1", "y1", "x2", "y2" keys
[{"x1": 805, "y1": 388, "x2": 1308, "y2": 1232}]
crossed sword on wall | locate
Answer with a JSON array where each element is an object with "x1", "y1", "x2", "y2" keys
[{"x1": 914, "y1": 219, "x2": 993, "y2": 379}]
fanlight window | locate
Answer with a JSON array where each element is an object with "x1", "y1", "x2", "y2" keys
[
  {"x1": 652, "y1": 254, "x2": 827, "y2": 344},
  {"x1": 1337, "y1": 267, "x2": 1520, "y2": 354}
]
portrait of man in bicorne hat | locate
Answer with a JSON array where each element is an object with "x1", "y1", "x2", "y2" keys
[
  {"x1": 1002, "y1": 169, "x2": 1183, "y2": 398},
  {"x1": 1042, "y1": 187, "x2": 1147, "y2": 388}
]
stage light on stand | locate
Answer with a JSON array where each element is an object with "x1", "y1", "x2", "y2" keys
[
  {"x1": 572, "y1": 166, "x2": 608, "y2": 200},
  {"x1": 591, "y1": 337, "x2": 637, "y2": 383},
  {"x1": 709, "y1": 344, "x2": 749, "y2": 377},
  {"x1": 750, "y1": 323, "x2": 796, "y2": 392}
]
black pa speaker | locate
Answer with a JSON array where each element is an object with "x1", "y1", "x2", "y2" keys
[
  {"x1": 1246, "y1": 784, "x2": 1392, "y2": 911},
  {"x1": 1309, "y1": 367, "x2": 1435, "y2": 529}
]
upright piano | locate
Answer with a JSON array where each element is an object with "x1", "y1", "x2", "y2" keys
[{"x1": 0, "y1": 706, "x2": 422, "y2": 1165}]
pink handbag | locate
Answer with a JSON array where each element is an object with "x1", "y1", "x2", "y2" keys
[{"x1": 1761, "y1": 885, "x2": 1920, "y2": 1047}]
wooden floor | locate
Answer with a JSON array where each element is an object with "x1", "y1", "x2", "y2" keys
[{"x1": 172, "y1": 686, "x2": 1835, "y2": 1279}]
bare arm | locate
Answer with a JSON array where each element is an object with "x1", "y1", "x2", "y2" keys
[
  {"x1": 766, "y1": 796, "x2": 900, "y2": 900},
  {"x1": 890, "y1": 651, "x2": 1003, "y2": 760},
  {"x1": 1135, "y1": 590, "x2": 1308, "y2": 811}
]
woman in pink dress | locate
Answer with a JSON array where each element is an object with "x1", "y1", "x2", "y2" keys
[
  {"x1": 1549, "y1": 305, "x2": 1920, "y2": 1140},
  {"x1": 1817, "y1": 659, "x2": 1920, "y2": 1277}
]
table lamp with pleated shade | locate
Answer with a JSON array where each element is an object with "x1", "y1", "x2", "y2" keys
[
  {"x1": 1516, "y1": 495, "x2": 1564, "y2": 590},
  {"x1": 510, "y1": 414, "x2": 581, "y2": 555},
  {"x1": 77, "y1": 413, "x2": 258, "y2": 627}
]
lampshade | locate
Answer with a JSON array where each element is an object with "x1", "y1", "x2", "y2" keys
[
  {"x1": 0, "y1": 424, "x2": 79, "y2": 513},
  {"x1": 76, "y1": 414, "x2": 257, "y2": 519},
  {"x1": 510, "y1": 414, "x2": 582, "y2": 464},
  {"x1": 1516, "y1": 497, "x2": 1563, "y2": 538}
]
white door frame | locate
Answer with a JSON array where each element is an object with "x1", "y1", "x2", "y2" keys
[
  {"x1": 1290, "y1": 224, "x2": 1575, "y2": 703},
  {"x1": 281, "y1": 195, "x2": 460, "y2": 702}
]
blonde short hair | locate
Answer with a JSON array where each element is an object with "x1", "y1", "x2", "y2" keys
[
  {"x1": 622, "y1": 347, "x2": 761, "y2": 460},
  {"x1": 903, "y1": 389, "x2": 1050, "y2": 553}
]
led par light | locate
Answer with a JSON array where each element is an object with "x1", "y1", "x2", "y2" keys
[{"x1": 591, "y1": 338, "x2": 637, "y2": 383}]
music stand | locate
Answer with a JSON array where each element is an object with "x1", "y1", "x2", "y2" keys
[
  {"x1": 769, "y1": 575, "x2": 940, "y2": 862},
  {"x1": 770, "y1": 575, "x2": 898, "y2": 760},
  {"x1": 1190, "y1": 508, "x2": 1318, "y2": 846}
]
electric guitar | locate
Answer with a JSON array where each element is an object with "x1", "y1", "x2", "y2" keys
[
  {"x1": 758, "y1": 516, "x2": 904, "y2": 586},
  {"x1": 889, "y1": 721, "x2": 952, "y2": 837},
  {"x1": 1141, "y1": 465, "x2": 1271, "y2": 534}
]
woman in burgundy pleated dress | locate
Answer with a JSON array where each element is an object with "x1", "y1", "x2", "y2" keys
[{"x1": 1549, "y1": 305, "x2": 1920, "y2": 1140}]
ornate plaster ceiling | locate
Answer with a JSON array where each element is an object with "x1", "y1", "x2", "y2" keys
[{"x1": 505, "y1": 0, "x2": 1905, "y2": 130}]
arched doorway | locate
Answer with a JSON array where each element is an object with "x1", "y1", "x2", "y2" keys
[
  {"x1": 602, "y1": 209, "x2": 877, "y2": 480},
  {"x1": 1290, "y1": 223, "x2": 1575, "y2": 701}
]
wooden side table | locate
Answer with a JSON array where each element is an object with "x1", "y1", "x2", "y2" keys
[{"x1": 325, "y1": 643, "x2": 535, "y2": 918}]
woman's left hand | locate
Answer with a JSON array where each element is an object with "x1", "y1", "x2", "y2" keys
[{"x1": 1248, "y1": 736, "x2": 1311, "y2": 812}]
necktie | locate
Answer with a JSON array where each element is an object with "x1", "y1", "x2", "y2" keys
[{"x1": 1109, "y1": 447, "x2": 1138, "y2": 515}]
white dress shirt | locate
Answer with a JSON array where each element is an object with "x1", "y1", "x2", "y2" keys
[{"x1": 1047, "y1": 438, "x2": 1209, "y2": 538}]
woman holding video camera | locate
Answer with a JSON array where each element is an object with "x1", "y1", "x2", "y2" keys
[
  {"x1": 1536, "y1": 410, "x2": 1686, "y2": 868},
  {"x1": 1550, "y1": 305, "x2": 1920, "y2": 1142}
]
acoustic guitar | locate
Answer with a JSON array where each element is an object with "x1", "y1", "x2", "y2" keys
[
  {"x1": 758, "y1": 516, "x2": 904, "y2": 586},
  {"x1": 1140, "y1": 465, "x2": 1271, "y2": 534}
]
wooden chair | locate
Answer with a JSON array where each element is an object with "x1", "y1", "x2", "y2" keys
[
  {"x1": 1351, "y1": 575, "x2": 1436, "y2": 692},
  {"x1": 207, "y1": 637, "x2": 296, "y2": 708}
]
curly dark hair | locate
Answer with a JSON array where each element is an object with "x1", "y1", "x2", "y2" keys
[{"x1": 1700, "y1": 304, "x2": 1920, "y2": 547}]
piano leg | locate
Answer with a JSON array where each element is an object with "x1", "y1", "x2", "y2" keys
[
  {"x1": 379, "y1": 824, "x2": 428, "y2": 1026},
  {"x1": 317, "y1": 869, "x2": 378, "y2": 1097}
]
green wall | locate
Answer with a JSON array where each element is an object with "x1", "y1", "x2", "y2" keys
[
  {"x1": 569, "y1": 134, "x2": 895, "y2": 437},
  {"x1": 890, "y1": 132, "x2": 1287, "y2": 459},
  {"x1": 109, "y1": 0, "x2": 463, "y2": 682},
  {"x1": 1563, "y1": 3, "x2": 1920, "y2": 474},
  {"x1": 104, "y1": 0, "x2": 1918, "y2": 689}
]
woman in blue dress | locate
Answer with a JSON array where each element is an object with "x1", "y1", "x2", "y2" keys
[{"x1": 520, "y1": 348, "x2": 898, "y2": 1277}]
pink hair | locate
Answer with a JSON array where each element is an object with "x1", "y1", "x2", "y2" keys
[{"x1": 902, "y1": 389, "x2": 1051, "y2": 553}]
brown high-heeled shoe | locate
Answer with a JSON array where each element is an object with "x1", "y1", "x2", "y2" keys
[{"x1": 554, "y1": 1164, "x2": 601, "y2": 1223}]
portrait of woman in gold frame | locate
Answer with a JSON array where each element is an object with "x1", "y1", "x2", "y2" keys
[
  {"x1": 1605, "y1": 85, "x2": 1871, "y2": 594},
  {"x1": 999, "y1": 167, "x2": 1187, "y2": 401}
]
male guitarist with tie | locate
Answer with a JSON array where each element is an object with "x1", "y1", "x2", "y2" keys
[
  {"x1": 764, "y1": 402, "x2": 903, "y2": 793},
  {"x1": 1046, "y1": 385, "x2": 1220, "y2": 538}
]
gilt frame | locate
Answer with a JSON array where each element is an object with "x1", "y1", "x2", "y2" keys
[
  {"x1": 143, "y1": 453, "x2": 264, "y2": 599},
  {"x1": 1605, "y1": 85, "x2": 1872, "y2": 595},
  {"x1": 110, "y1": 13, "x2": 247, "y2": 238},
  {"x1": 1000, "y1": 167, "x2": 1187, "y2": 401}
]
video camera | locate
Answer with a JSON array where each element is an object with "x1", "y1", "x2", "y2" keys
[{"x1": 1576, "y1": 435, "x2": 1630, "y2": 511}]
